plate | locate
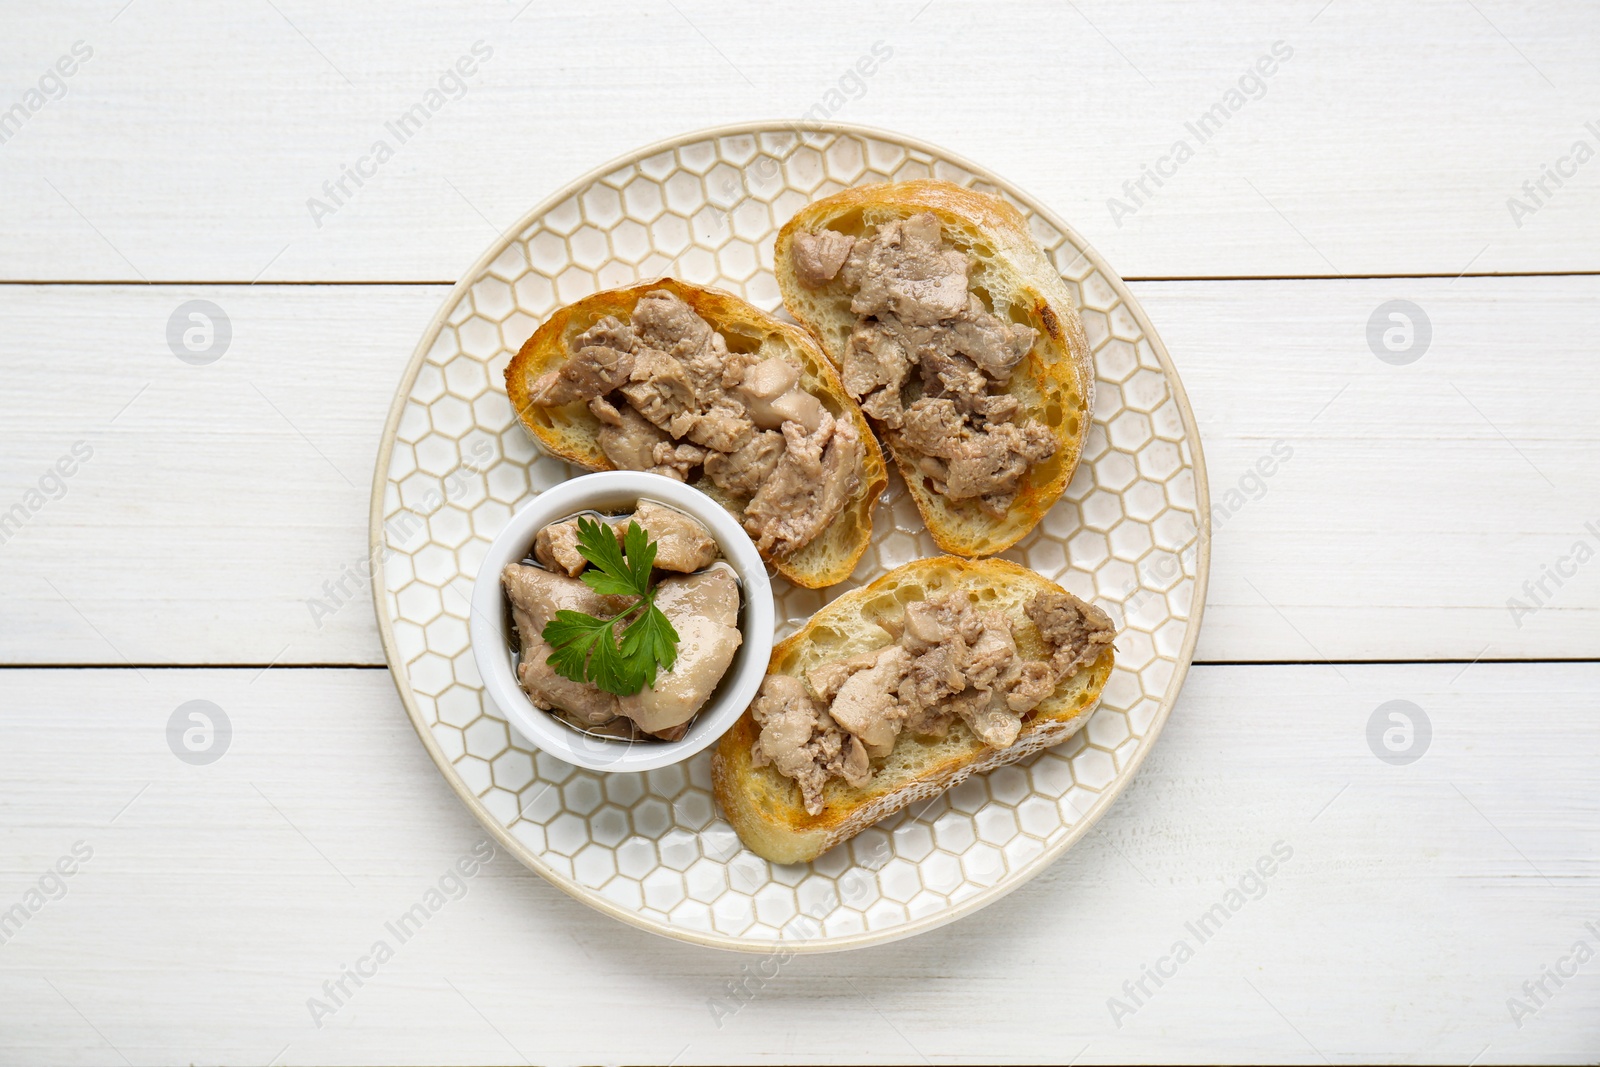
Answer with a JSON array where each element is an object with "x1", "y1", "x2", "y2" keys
[{"x1": 369, "y1": 122, "x2": 1210, "y2": 952}]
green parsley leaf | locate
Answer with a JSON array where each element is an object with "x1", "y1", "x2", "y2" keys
[
  {"x1": 541, "y1": 609, "x2": 610, "y2": 681},
  {"x1": 584, "y1": 613, "x2": 635, "y2": 695},
  {"x1": 620, "y1": 520, "x2": 657, "y2": 593},
  {"x1": 539, "y1": 517, "x2": 682, "y2": 697},
  {"x1": 619, "y1": 603, "x2": 679, "y2": 687},
  {"x1": 573, "y1": 516, "x2": 639, "y2": 598}
]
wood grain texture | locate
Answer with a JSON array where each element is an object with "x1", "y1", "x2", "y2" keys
[
  {"x1": 1, "y1": 278, "x2": 1594, "y2": 666},
  {"x1": 0, "y1": 664, "x2": 1594, "y2": 1065},
  {"x1": 2, "y1": 2, "x2": 1596, "y2": 1061},
  {"x1": 1, "y1": 2, "x2": 1598, "y2": 281}
]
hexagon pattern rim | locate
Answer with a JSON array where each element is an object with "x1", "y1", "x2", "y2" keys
[{"x1": 369, "y1": 122, "x2": 1211, "y2": 953}]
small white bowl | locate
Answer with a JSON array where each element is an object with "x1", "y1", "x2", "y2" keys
[{"x1": 470, "y1": 471, "x2": 774, "y2": 773}]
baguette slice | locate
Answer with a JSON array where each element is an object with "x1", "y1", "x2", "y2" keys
[
  {"x1": 712, "y1": 556, "x2": 1114, "y2": 864},
  {"x1": 505, "y1": 278, "x2": 888, "y2": 589},
  {"x1": 775, "y1": 180, "x2": 1094, "y2": 558}
]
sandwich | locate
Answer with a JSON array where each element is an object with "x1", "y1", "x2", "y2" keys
[
  {"x1": 775, "y1": 180, "x2": 1093, "y2": 558},
  {"x1": 505, "y1": 279, "x2": 888, "y2": 589},
  {"x1": 713, "y1": 555, "x2": 1115, "y2": 864}
]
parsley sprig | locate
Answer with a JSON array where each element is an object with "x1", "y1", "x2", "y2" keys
[{"x1": 540, "y1": 517, "x2": 680, "y2": 696}]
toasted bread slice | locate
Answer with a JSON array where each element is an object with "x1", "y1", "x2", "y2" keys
[
  {"x1": 712, "y1": 556, "x2": 1114, "y2": 864},
  {"x1": 505, "y1": 278, "x2": 887, "y2": 589},
  {"x1": 775, "y1": 180, "x2": 1093, "y2": 558}
]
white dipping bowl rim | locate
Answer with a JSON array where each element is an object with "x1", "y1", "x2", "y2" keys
[{"x1": 470, "y1": 470, "x2": 774, "y2": 773}]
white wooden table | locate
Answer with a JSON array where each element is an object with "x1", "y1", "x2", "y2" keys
[{"x1": 3, "y1": 2, "x2": 1598, "y2": 1063}]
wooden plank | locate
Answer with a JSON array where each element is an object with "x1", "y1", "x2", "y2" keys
[
  {"x1": 2, "y1": 2, "x2": 1598, "y2": 281},
  {"x1": 1, "y1": 277, "x2": 1595, "y2": 666},
  {"x1": 0, "y1": 663, "x2": 1594, "y2": 1064},
  {"x1": 0, "y1": 284, "x2": 430, "y2": 667},
  {"x1": 1137, "y1": 274, "x2": 1600, "y2": 664}
]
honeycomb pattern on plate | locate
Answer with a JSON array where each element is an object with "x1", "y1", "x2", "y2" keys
[{"x1": 375, "y1": 125, "x2": 1207, "y2": 951}]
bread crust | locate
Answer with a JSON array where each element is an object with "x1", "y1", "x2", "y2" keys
[
  {"x1": 504, "y1": 278, "x2": 888, "y2": 589},
  {"x1": 775, "y1": 180, "x2": 1094, "y2": 558},
  {"x1": 712, "y1": 556, "x2": 1114, "y2": 864}
]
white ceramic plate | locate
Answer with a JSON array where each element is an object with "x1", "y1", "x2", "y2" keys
[{"x1": 370, "y1": 122, "x2": 1210, "y2": 952}]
